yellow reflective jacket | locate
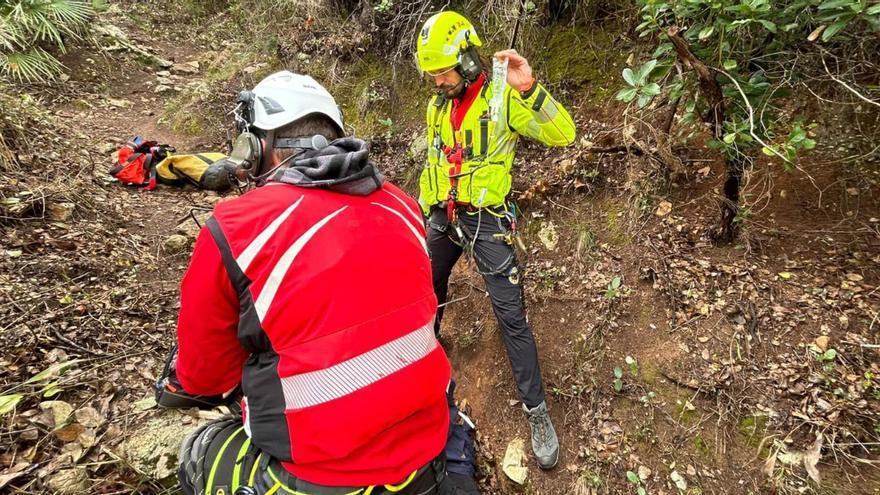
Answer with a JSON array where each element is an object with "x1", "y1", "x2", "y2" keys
[{"x1": 418, "y1": 78, "x2": 576, "y2": 214}]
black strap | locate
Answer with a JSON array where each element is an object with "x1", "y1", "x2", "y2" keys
[
  {"x1": 194, "y1": 153, "x2": 215, "y2": 165},
  {"x1": 206, "y1": 218, "x2": 249, "y2": 296},
  {"x1": 205, "y1": 217, "x2": 270, "y2": 353},
  {"x1": 531, "y1": 88, "x2": 547, "y2": 112},
  {"x1": 479, "y1": 118, "x2": 488, "y2": 156}
]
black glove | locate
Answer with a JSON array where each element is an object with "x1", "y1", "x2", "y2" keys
[{"x1": 154, "y1": 345, "x2": 241, "y2": 410}]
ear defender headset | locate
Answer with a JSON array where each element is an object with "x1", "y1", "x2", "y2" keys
[
  {"x1": 228, "y1": 90, "x2": 330, "y2": 176},
  {"x1": 456, "y1": 33, "x2": 483, "y2": 83}
]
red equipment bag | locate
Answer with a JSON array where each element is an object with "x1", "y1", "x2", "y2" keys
[{"x1": 109, "y1": 137, "x2": 173, "y2": 191}]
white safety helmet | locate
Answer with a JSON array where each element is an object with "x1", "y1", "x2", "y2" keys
[{"x1": 250, "y1": 70, "x2": 344, "y2": 134}]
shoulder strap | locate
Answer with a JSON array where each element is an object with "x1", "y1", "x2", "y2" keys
[{"x1": 205, "y1": 217, "x2": 271, "y2": 353}]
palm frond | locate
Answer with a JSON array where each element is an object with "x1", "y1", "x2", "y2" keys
[
  {"x1": 1, "y1": 47, "x2": 63, "y2": 82},
  {"x1": 3, "y1": 1, "x2": 93, "y2": 48},
  {"x1": 0, "y1": 15, "x2": 25, "y2": 51},
  {"x1": 46, "y1": 0, "x2": 93, "y2": 28}
]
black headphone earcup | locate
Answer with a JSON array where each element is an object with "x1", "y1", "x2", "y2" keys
[
  {"x1": 457, "y1": 45, "x2": 483, "y2": 83},
  {"x1": 230, "y1": 132, "x2": 263, "y2": 170}
]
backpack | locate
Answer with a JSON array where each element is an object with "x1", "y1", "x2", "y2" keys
[{"x1": 109, "y1": 137, "x2": 174, "y2": 190}]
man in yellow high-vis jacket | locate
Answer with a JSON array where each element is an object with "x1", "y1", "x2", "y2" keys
[{"x1": 415, "y1": 11, "x2": 576, "y2": 470}]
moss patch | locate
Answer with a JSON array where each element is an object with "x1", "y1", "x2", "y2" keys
[
  {"x1": 738, "y1": 413, "x2": 770, "y2": 448},
  {"x1": 535, "y1": 25, "x2": 623, "y2": 103}
]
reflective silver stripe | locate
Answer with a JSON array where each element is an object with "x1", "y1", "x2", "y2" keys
[
  {"x1": 382, "y1": 189, "x2": 423, "y2": 226},
  {"x1": 371, "y1": 202, "x2": 428, "y2": 255},
  {"x1": 254, "y1": 206, "x2": 348, "y2": 321},
  {"x1": 281, "y1": 321, "x2": 437, "y2": 410},
  {"x1": 237, "y1": 196, "x2": 304, "y2": 272}
]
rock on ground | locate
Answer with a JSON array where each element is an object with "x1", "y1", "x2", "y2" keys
[{"x1": 118, "y1": 413, "x2": 206, "y2": 483}]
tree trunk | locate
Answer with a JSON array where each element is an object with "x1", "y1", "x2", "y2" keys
[{"x1": 667, "y1": 27, "x2": 741, "y2": 242}]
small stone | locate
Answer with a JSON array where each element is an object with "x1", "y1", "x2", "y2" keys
[
  {"x1": 814, "y1": 335, "x2": 830, "y2": 352},
  {"x1": 538, "y1": 221, "x2": 559, "y2": 251},
  {"x1": 154, "y1": 84, "x2": 174, "y2": 94},
  {"x1": 171, "y1": 62, "x2": 199, "y2": 74},
  {"x1": 163, "y1": 234, "x2": 190, "y2": 253},
  {"x1": 638, "y1": 465, "x2": 652, "y2": 481},
  {"x1": 106, "y1": 98, "x2": 131, "y2": 108}
]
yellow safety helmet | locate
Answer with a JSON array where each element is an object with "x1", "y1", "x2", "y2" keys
[{"x1": 415, "y1": 11, "x2": 483, "y2": 76}]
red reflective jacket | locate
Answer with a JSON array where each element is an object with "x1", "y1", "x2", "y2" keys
[{"x1": 175, "y1": 181, "x2": 451, "y2": 486}]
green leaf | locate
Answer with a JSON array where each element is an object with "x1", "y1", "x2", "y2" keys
[
  {"x1": 758, "y1": 20, "x2": 777, "y2": 33},
  {"x1": 642, "y1": 83, "x2": 661, "y2": 96},
  {"x1": 133, "y1": 397, "x2": 157, "y2": 410},
  {"x1": 613, "y1": 378, "x2": 623, "y2": 392},
  {"x1": 622, "y1": 67, "x2": 637, "y2": 87},
  {"x1": 762, "y1": 146, "x2": 777, "y2": 156},
  {"x1": 867, "y1": 3, "x2": 880, "y2": 14},
  {"x1": 615, "y1": 87, "x2": 638, "y2": 103},
  {"x1": 637, "y1": 94, "x2": 653, "y2": 108},
  {"x1": 723, "y1": 133, "x2": 737, "y2": 144},
  {"x1": 801, "y1": 138, "x2": 817, "y2": 150},
  {"x1": 821, "y1": 349, "x2": 838, "y2": 361},
  {"x1": 698, "y1": 25, "x2": 715, "y2": 40},
  {"x1": 611, "y1": 276, "x2": 622, "y2": 289},
  {"x1": 638, "y1": 487, "x2": 647, "y2": 495},
  {"x1": 24, "y1": 359, "x2": 81, "y2": 385},
  {"x1": 627, "y1": 471, "x2": 640, "y2": 484},
  {"x1": 41, "y1": 381, "x2": 62, "y2": 398},
  {"x1": 822, "y1": 19, "x2": 850, "y2": 41},
  {"x1": 0, "y1": 394, "x2": 23, "y2": 415},
  {"x1": 819, "y1": 0, "x2": 854, "y2": 10},
  {"x1": 614, "y1": 367, "x2": 623, "y2": 379},
  {"x1": 723, "y1": 59, "x2": 738, "y2": 70},
  {"x1": 638, "y1": 59, "x2": 658, "y2": 84}
]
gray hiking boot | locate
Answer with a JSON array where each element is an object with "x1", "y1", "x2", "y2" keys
[{"x1": 523, "y1": 401, "x2": 559, "y2": 469}]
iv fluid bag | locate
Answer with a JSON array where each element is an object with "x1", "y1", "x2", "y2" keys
[{"x1": 490, "y1": 58, "x2": 508, "y2": 125}]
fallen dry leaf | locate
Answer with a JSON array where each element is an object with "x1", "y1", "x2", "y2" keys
[
  {"x1": 655, "y1": 200, "x2": 673, "y2": 217},
  {"x1": 803, "y1": 434, "x2": 823, "y2": 484}
]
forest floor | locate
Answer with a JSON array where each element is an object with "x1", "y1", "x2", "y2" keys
[{"x1": 0, "y1": 4, "x2": 878, "y2": 495}]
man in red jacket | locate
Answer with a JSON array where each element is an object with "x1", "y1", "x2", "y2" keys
[{"x1": 168, "y1": 71, "x2": 477, "y2": 495}]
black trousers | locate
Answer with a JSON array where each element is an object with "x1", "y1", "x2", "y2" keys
[{"x1": 427, "y1": 207, "x2": 546, "y2": 408}]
